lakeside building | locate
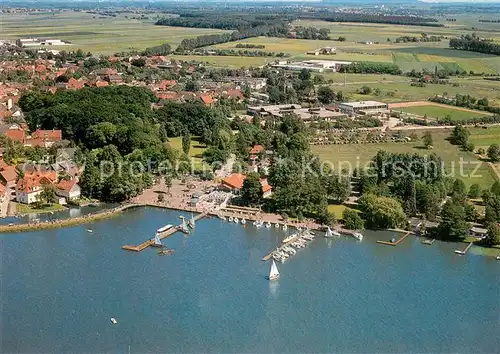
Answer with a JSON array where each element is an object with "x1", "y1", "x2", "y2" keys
[
  {"x1": 247, "y1": 104, "x2": 347, "y2": 123},
  {"x1": 221, "y1": 173, "x2": 273, "y2": 198},
  {"x1": 338, "y1": 101, "x2": 389, "y2": 115}
]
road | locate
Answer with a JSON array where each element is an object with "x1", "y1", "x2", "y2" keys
[{"x1": 0, "y1": 188, "x2": 12, "y2": 217}]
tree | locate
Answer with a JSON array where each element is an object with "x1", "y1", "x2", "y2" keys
[
  {"x1": 182, "y1": 134, "x2": 191, "y2": 155},
  {"x1": 317, "y1": 86, "x2": 335, "y2": 104},
  {"x1": 491, "y1": 181, "x2": 500, "y2": 196},
  {"x1": 464, "y1": 203, "x2": 479, "y2": 222},
  {"x1": 40, "y1": 184, "x2": 57, "y2": 204},
  {"x1": 487, "y1": 144, "x2": 500, "y2": 162},
  {"x1": 358, "y1": 85, "x2": 372, "y2": 95},
  {"x1": 451, "y1": 178, "x2": 467, "y2": 202},
  {"x1": 325, "y1": 174, "x2": 351, "y2": 203},
  {"x1": 483, "y1": 223, "x2": 500, "y2": 247},
  {"x1": 241, "y1": 173, "x2": 263, "y2": 204},
  {"x1": 299, "y1": 69, "x2": 311, "y2": 81},
  {"x1": 359, "y1": 194, "x2": 407, "y2": 229},
  {"x1": 468, "y1": 184, "x2": 481, "y2": 199},
  {"x1": 438, "y1": 200, "x2": 469, "y2": 241},
  {"x1": 450, "y1": 124, "x2": 470, "y2": 146},
  {"x1": 422, "y1": 131, "x2": 433, "y2": 149},
  {"x1": 185, "y1": 79, "x2": 200, "y2": 92},
  {"x1": 342, "y1": 208, "x2": 364, "y2": 230}
]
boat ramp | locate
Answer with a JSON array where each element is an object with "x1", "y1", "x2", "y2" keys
[{"x1": 121, "y1": 212, "x2": 207, "y2": 252}]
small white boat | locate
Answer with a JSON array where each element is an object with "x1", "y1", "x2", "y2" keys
[
  {"x1": 234, "y1": 217, "x2": 239, "y2": 224},
  {"x1": 255, "y1": 220, "x2": 263, "y2": 228},
  {"x1": 111, "y1": 318, "x2": 117, "y2": 325},
  {"x1": 496, "y1": 256, "x2": 500, "y2": 260},
  {"x1": 282, "y1": 234, "x2": 295, "y2": 243},
  {"x1": 265, "y1": 222, "x2": 272, "y2": 228},
  {"x1": 219, "y1": 215, "x2": 226, "y2": 221},
  {"x1": 454, "y1": 250, "x2": 464, "y2": 255},
  {"x1": 241, "y1": 218, "x2": 246, "y2": 225},
  {"x1": 87, "y1": 229, "x2": 93, "y2": 233},
  {"x1": 352, "y1": 232, "x2": 363, "y2": 241},
  {"x1": 157, "y1": 224, "x2": 173, "y2": 233},
  {"x1": 282, "y1": 224, "x2": 288, "y2": 231},
  {"x1": 324, "y1": 227, "x2": 340, "y2": 238},
  {"x1": 268, "y1": 260, "x2": 280, "y2": 280},
  {"x1": 228, "y1": 216, "x2": 234, "y2": 222},
  {"x1": 274, "y1": 223, "x2": 280, "y2": 229}
]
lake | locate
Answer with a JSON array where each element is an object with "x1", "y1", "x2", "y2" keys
[{"x1": 1, "y1": 207, "x2": 499, "y2": 352}]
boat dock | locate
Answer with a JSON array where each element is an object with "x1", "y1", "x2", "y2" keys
[
  {"x1": 262, "y1": 232, "x2": 303, "y2": 261},
  {"x1": 121, "y1": 212, "x2": 208, "y2": 252},
  {"x1": 421, "y1": 238, "x2": 436, "y2": 245},
  {"x1": 455, "y1": 242, "x2": 474, "y2": 255},
  {"x1": 376, "y1": 231, "x2": 411, "y2": 246}
]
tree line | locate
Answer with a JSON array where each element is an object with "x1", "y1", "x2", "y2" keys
[
  {"x1": 339, "y1": 62, "x2": 402, "y2": 75},
  {"x1": 449, "y1": 34, "x2": 500, "y2": 55}
]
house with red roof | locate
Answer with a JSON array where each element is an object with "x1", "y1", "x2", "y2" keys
[
  {"x1": 221, "y1": 173, "x2": 272, "y2": 198},
  {"x1": 15, "y1": 171, "x2": 57, "y2": 204},
  {"x1": 0, "y1": 165, "x2": 18, "y2": 188},
  {"x1": 67, "y1": 78, "x2": 85, "y2": 90},
  {"x1": 4, "y1": 129, "x2": 25, "y2": 144},
  {"x1": 55, "y1": 178, "x2": 81, "y2": 201},
  {"x1": 199, "y1": 94, "x2": 215, "y2": 107},
  {"x1": 31, "y1": 129, "x2": 62, "y2": 142}
]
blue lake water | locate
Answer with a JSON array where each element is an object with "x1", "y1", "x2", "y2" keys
[{"x1": 1, "y1": 207, "x2": 499, "y2": 353}]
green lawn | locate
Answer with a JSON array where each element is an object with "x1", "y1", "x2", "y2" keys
[
  {"x1": 312, "y1": 130, "x2": 498, "y2": 189},
  {"x1": 15, "y1": 203, "x2": 66, "y2": 215},
  {"x1": 168, "y1": 136, "x2": 207, "y2": 169},
  {"x1": 396, "y1": 105, "x2": 490, "y2": 122}
]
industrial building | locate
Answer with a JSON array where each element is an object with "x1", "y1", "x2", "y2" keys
[{"x1": 338, "y1": 101, "x2": 389, "y2": 115}]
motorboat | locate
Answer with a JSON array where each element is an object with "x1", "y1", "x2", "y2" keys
[
  {"x1": 352, "y1": 232, "x2": 363, "y2": 241},
  {"x1": 265, "y1": 222, "x2": 272, "y2": 228},
  {"x1": 496, "y1": 255, "x2": 500, "y2": 260},
  {"x1": 241, "y1": 218, "x2": 246, "y2": 225},
  {"x1": 158, "y1": 248, "x2": 175, "y2": 256},
  {"x1": 282, "y1": 224, "x2": 288, "y2": 231},
  {"x1": 274, "y1": 223, "x2": 280, "y2": 229},
  {"x1": 228, "y1": 216, "x2": 234, "y2": 222},
  {"x1": 87, "y1": 229, "x2": 93, "y2": 233},
  {"x1": 282, "y1": 234, "x2": 295, "y2": 244},
  {"x1": 157, "y1": 224, "x2": 173, "y2": 233},
  {"x1": 234, "y1": 217, "x2": 239, "y2": 224},
  {"x1": 111, "y1": 318, "x2": 117, "y2": 325},
  {"x1": 454, "y1": 250, "x2": 464, "y2": 255}
]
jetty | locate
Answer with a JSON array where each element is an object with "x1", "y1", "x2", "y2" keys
[
  {"x1": 262, "y1": 232, "x2": 303, "y2": 261},
  {"x1": 376, "y1": 231, "x2": 411, "y2": 246},
  {"x1": 454, "y1": 242, "x2": 473, "y2": 255},
  {"x1": 121, "y1": 212, "x2": 208, "y2": 252}
]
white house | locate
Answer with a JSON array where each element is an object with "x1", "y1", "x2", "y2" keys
[{"x1": 55, "y1": 178, "x2": 81, "y2": 202}]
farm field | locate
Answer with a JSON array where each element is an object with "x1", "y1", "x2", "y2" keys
[
  {"x1": 396, "y1": 105, "x2": 490, "y2": 121},
  {"x1": 170, "y1": 55, "x2": 269, "y2": 68},
  {"x1": 335, "y1": 79, "x2": 500, "y2": 106},
  {"x1": 0, "y1": 11, "x2": 229, "y2": 55},
  {"x1": 468, "y1": 127, "x2": 500, "y2": 148},
  {"x1": 311, "y1": 130, "x2": 498, "y2": 189}
]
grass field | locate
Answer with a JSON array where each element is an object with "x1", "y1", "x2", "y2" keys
[
  {"x1": 170, "y1": 55, "x2": 269, "y2": 68},
  {"x1": 168, "y1": 136, "x2": 207, "y2": 169},
  {"x1": 312, "y1": 130, "x2": 498, "y2": 189},
  {"x1": 0, "y1": 11, "x2": 228, "y2": 55},
  {"x1": 396, "y1": 105, "x2": 490, "y2": 121},
  {"x1": 468, "y1": 127, "x2": 500, "y2": 147}
]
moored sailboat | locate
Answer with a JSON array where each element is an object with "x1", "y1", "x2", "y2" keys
[
  {"x1": 324, "y1": 227, "x2": 340, "y2": 238},
  {"x1": 152, "y1": 233, "x2": 163, "y2": 247},
  {"x1": 268, "y1": 260, "x2": 280, "y2": 280}
]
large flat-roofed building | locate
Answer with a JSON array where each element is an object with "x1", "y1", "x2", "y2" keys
[
  {"x1": 247, "y1": 105, "x2": 347, "y2": 123},
  {"x1": 17, "y1": 38, "x2": 69, "y2": 47},
  {"x1": 338, "y1": 101, "x2": 388, "y2": 114},
  {"x1": 272, "y1": 60, "x2": 352, "y2": 73}
]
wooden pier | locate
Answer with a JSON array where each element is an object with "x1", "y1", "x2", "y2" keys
[
  {"x1": 455, "y1": 242, "x2": 473, "y2": 255},
  {"x1": 376, "y1": 231, "x2": 411, "y2": 246},
  {"x1": 262, "y1": 232, "x2": 303, "y2": 261},
  {"x1": 121, "y1": 212, "x2": 208, "y2": 252}
]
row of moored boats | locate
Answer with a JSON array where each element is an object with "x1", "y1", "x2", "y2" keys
[
  {"x1": 272, "y1": 230, "x2": 316, "y2": 263},
  {"x1": 324, "y1": 226, "x2": 363, "y2": 241},
  {"x1": 219, "y1": 215, "x2": 290, "y2": 230}
]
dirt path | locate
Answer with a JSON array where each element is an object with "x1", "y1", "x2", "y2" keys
[{"x1": 388, "y1": 101, "x2": 494, "y2": 116}]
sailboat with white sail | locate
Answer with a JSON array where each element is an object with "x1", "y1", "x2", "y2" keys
[
  {"x1": 268, "y1": 260, "x2": 280, "y2": 280},
  {"x1": 152, "y1": 233, "x2": 162, "y2": 247},
  {"x1": 180, "y1": 218, "x2": 190, "y2": 234},
  {"x1": 324, "y1": 227, "x2": 341, "y2": 238},
  {"x1": 188, "y1": 214, "x2": 195, "y2": 229}
]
